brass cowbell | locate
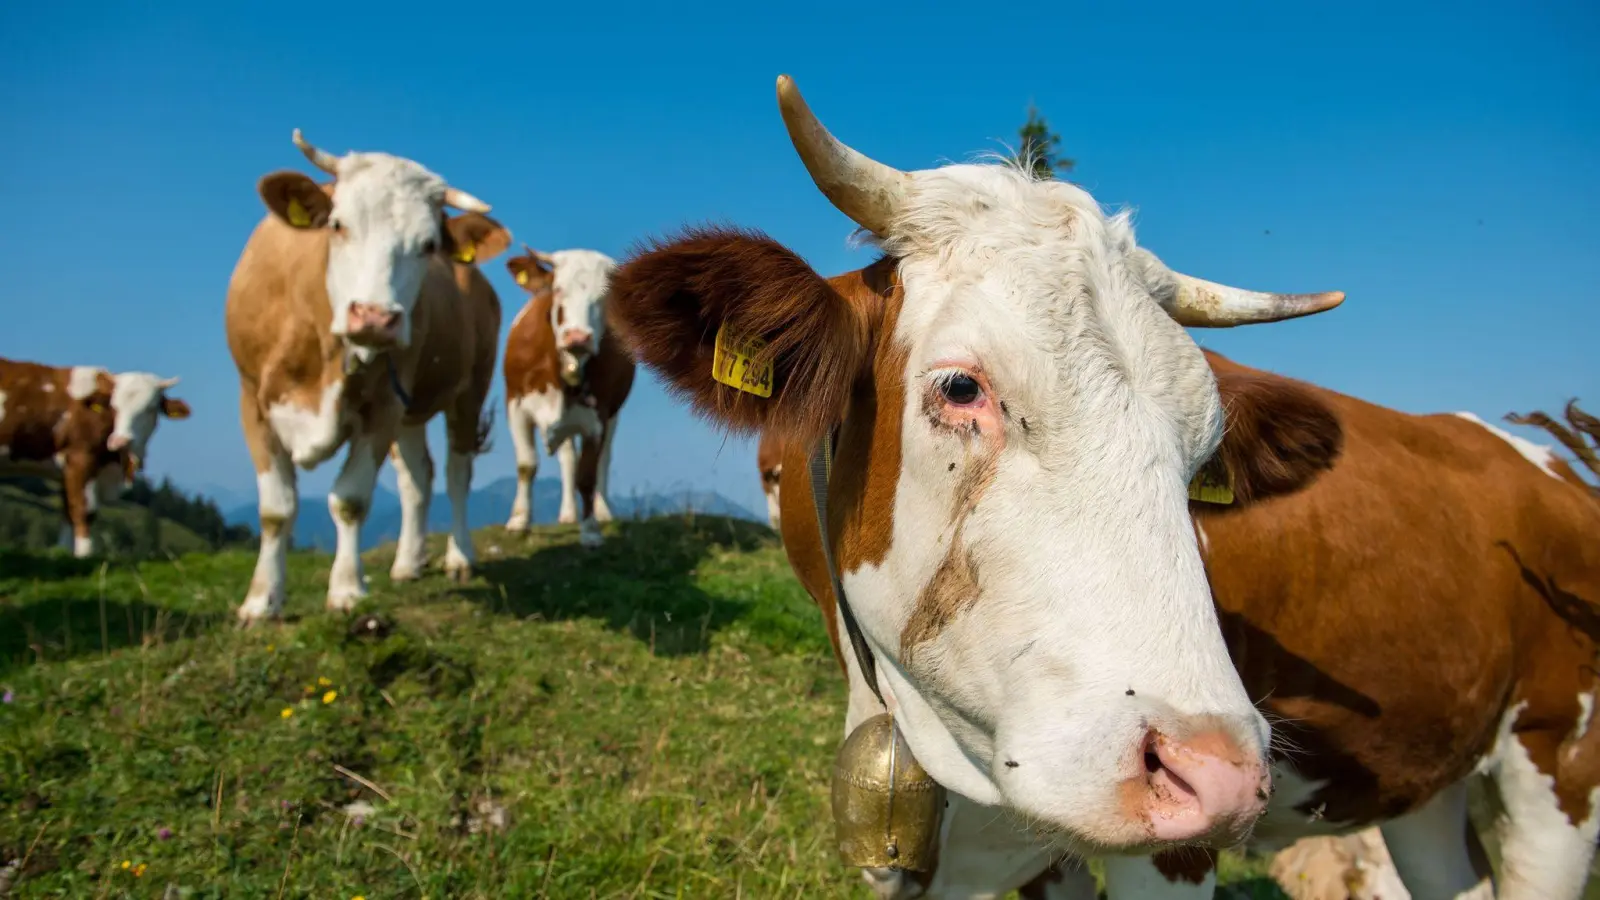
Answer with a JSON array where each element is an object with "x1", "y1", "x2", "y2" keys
[{"x1": 830, "y1": 712, "x2": 945, "y2": 871}]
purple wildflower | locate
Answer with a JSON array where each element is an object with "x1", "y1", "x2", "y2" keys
[
  {"x1": 157, "y1": 827, "x2": 173, "y2": 841},
  {"x1": 1, "y1": 689, "x2": 12, "y2": 704}
]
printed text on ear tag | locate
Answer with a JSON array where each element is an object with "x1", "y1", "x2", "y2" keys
[
  {"x1": 712, "y1": 323, "x2": 774, "y2": 398},
  {"x1": 286, "y1": 198, "x2": 312, "y2": 228},
  {"x1": 1188, "y1": 458, "x2": 1234, "y2": 505},
  {"x1": 455, "y1": 243, "x2": 476, "y2": 264},
  {"x1": 515, "y1": 271, "x2": 528, "y2": 285}
]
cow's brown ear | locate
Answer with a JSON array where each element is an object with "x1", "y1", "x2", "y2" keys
[
  {"x1": 606, "y1": 225, "x2": 873, "y2": 449},
  {"x1": 259, "y1": 171, "x2": 333, "y2": 229},
  {"x1": 1208, "y1": 363, "x2": 1343, "y2": 505},
  {"x1": 445, "y1": 212, "x2": 513, "y2": 265},
  {"x1": 160, "y1": 397, "x2": 191, "y2": 420},
  {"x1": 505, "y1": 253, "x2": 552, "y2": 291}
]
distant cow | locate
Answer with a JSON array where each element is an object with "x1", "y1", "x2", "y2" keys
[
  {"x1": 0, "y1": 356, "x2": 188, "y2": 556},
  {"x1": 608, "y1": 75, "x2": 1345, "y2": 899},
  {"x1": 502, "y1": 246, "x2": 635, "y2": 548},
  {"x1": 756, "y1": 430, "x2": 783, "y2": 531},
  {"x1": 225, "y1": 131, "x2": 508, "y2": 623}
]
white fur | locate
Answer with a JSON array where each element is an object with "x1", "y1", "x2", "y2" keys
[
  {"x1": 504, "y1": 387, "x2": 584, "y2": 528},
  {"x1": 320, "y1": 152, "x2": 452, "y2": 349},
  {"x1": 326, "y1": 435, "x2": 380, "y2": 609},
  {"x1": 107, "y1": 371, "x2": 177, "y2": 461},
  {"x1": 1577, "y1": 692, "x2": 1595, "y2": 742},
  {"x1": 0, "y1": 388, "x2": 8, "y2": 424},
  {"x1": 1481, "y1": 700, "x2": 1600, "y2": 899},
  {"x1": 1453, "y1": 412, "x2": 1563, "y2": 481},
  {"x1": 545, "y1": 249, "x2": 617, "y2": 359},
  {"x1": 268, "y1": 381, "x2": 347, "y2": 468},
  {"x1": 67, "y1": 366, "x2": 101, "y2": 400},
  {"x1": 240, "y1": 458, "x2": 297, "y2": 622},
  {"x1": 390, "y1": 425, "x2": 431, "y2": 579},
  {"x1": 443, "y1": 449, "x2": 475, "y2": 577},
  {"x1": 765, "y1": 478, "x2": 782, "y2": 531},
  {"x1": 836, "y1": 161, "x2": 1263, "y2": 846},
  {"x1": 73, "y1": 534, "x2": 94, "y2": 558}
]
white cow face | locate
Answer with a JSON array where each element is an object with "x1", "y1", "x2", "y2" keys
[
  {"x1": 106, "y1": 372, "x2": 188, "y2": 465},
  {"x1": 545, "y1": 249, "x2": 617, "y2": 379},
  {"x1": 258, "y1": 131, "x2": 493, "y2": 364}
]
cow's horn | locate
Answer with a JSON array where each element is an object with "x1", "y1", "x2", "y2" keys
[
  {"x1": 1166, "y1": 272, "x2": 1345, "y2": 328},
  {"x1": 776, "y1": 75, "x2": 909, "y2": 237},
  {"x1": 291, "y1": 129, "x2": 341, "y2": 175},
  {"x1": 443, "y1": 187, "x2": 491, "y2": 214}
]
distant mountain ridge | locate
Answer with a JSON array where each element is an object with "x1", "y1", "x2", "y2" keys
[{"x1": 222, "y1": 475, "x2": 761, "y2": 551}]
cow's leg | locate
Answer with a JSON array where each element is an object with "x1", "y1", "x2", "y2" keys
[
  {"x1": 1488, "y1": 723, "x2": 1600, "y2": 900},
  {"x1": 555, "y1": 438, "x2": 578, "y2": 524},
  {"x1": 60, "y1": 455, "x2": 95, "y2": 558},
  {"x1": 325, "y1": 434, "x2": 384, "y2": 611},
  {"x1": 1378, "y1": 779, "x2": 1493, "y2": 899},
  {"x1": 442, "y1": 406, "x2": 480, "y2": 582},
  {"x1": 591, "y1": 414, "x2": 617, "y2": 523},
  {"x1": 389, "y1": 424, "x2": 432, "y2": 582},
  {"x1": 1101, "y1": 854, "x2": 1216, "y2": 899},
  {"x1": 505, "y1": 398, "x2": 538, "y2": 532},
  {"x1": 575, "y1": 422, "x2": 606, "y2": 549},
  {"x1": 241, "y1": 389, "x2": 297, "y2": 623}
]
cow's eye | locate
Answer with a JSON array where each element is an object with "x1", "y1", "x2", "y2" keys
[
  {"x1": 421, "y1": 239, "x2": 437, "y2": 256},
  {"x1": 940, "y1": 373, "x2": 983, "y2": 407}
]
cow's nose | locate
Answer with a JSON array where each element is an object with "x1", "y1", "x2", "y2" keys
[
  {"x1": 348, "y1": 303, "x2": 402, "y2": 340},
  {"x1": 107, "y1": 434, "x2": 130, "y2": 451},
  {"x1": 1135, "y1": 726, "x2": 1269, "y2": 845},
  {"x1": 559, "y1": 328, "x2": 593, "y2": 351}
]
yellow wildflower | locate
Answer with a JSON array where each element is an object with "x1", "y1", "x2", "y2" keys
[
  {"x1": 134, "y1": 863, "x2": 147, "y2": 877},
  {"x1": 353, "y1": 895, "x2": 366, "y2": 900},
  {"x1": 121, "y1": 860, "x2": 131, "y2": 869},
  {"x1": 303, "y1": 684, "x2": 314, "y2": 694},
  {"x1": 281, "y1": 708, "x2": 294, "y2": 719},
  {"x1": 267, "y1": 644, "x2": 275, "y2": 652},
  {"x1": 322, "y1": 690, "x2": 338, "y2": 704},
  {"x1": 318, "y1": 676, "x2": 332, "y2": 687}
]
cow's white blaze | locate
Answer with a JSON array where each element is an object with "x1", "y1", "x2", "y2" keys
[
  {"x1": 545, "y1": 249, "x2": 616, "y2": 364},
  {"x1": 320, "y1": 153, "x2": 453, "y2": 361},
  {"x1": 268, "y1": 381, "x2": 346, "y2": 468},
  {"x1": 839, "y1": 162, "x2": 1267, "y2": 848},
  {"x1": 67, "y1": 366, "x2": 100, "y2": 400}
]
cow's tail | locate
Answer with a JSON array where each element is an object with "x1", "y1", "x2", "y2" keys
[{"x1": 474, "y1": 397, "x2": 497, "y2": 457}]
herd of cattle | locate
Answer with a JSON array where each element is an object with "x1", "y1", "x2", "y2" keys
[{"x1": 2, "y1": 74, "x2": 1599, "y2": 899}]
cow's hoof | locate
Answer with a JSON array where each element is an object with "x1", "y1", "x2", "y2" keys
[
  {"x1": 390, "y1": 565, "x2": 424, "y2": 583},
  {"x1": 505, "y1": 518, "x2": 529, "y2": 534},
  {"x1": 325, "y1": 592, "x2": 364, "y2": 613},
  {"x1": 237, "y1": 592, "x2": 282, "y2": 626},
  {"x1": 557, "y1": 512, "x2": 578, "y2": 525}
]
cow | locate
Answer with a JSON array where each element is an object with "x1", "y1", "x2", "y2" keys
[
  {"x1": 502, "y1": 245, "x2": 635, "y2": 548},
  {"x1": 225, "y1": 131, "x2": 508, "y2": 623},
  {"x1": 605, "y1": 74, "x2": 1346, "y2": 898},
  {"x1": 757, "y1": 430, "x2": 784, "y2": 531},
  {"x1": 0, "y1": 356, "x2": 189, "y2": 556}
]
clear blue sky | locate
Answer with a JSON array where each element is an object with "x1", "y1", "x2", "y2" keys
[{"x1": 2, "y1": 1, "x2": 1596, "y2": 517}]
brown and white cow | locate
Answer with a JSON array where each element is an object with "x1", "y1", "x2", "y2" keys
[
  {"x1": 606, "y1": 75, "x2": 1346, "y2": 898},
  {"x1": 502, "y1": 246, "x2": 635, "y2": 548},
  {"x1": 0, "y1": 356, "x2": 188, "y2": 556},
  {"x1": 756, "y1": 430, "x2": 784, "y2": 531},
  {"x1": 225, "y1": 131, "x2": 507, "y2": 622}
]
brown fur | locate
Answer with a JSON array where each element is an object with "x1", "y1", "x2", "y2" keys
[
  {"x1": 0, "y1": 358, "x2": 148, "y2": 547},
  {"x1": 1200, "y1": 350, "x2": 1600, "y2": 829},
  {"x1": 756, "y1": 430, "x2": 784, "y2": 494},
  {"x1": 226, "y1": 186, "x2": 508, "y2": 563},
  {"x1": 606, "y1": 226, "x2": 877, "y2": 453}
]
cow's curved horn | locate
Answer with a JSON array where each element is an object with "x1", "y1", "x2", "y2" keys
[
  {"x1": 443, "y1": 187, "x2": 491, "y2": 214},
  {"x1": 1166, "y1": 272, "x2": 1344, "y2": 328},
  {"x1": 291, "y1": 129, "x2": 341, "y2": 175},
  {"x1": 776, "y1": 75, "x2": 909, "y2": 236}
]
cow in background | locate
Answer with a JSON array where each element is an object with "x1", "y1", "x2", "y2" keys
[
  {"x1": 225, "y1": 131, "x2": 507, "y2": 623},
  {"x1": 756, "y1": 430, "x2": 783, "y2": 531},
  {"x1": 503, "y1": 246, "x2": 634, "y2": 548},
  {"x1": 0, "y1": 356, "x2": 188, "y2": 556}
]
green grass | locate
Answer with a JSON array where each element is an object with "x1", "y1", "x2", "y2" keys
[
  {"x1": 0, "y1": 516, "x2": 1294, "y2": 898},
  {"x1": 0, "y1": 482, "x2": 215, "y2": 558}
]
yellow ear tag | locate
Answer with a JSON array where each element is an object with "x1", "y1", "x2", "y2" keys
[
  {"x1": 712, "y1": 323, "x2": 774, "y2": 398},
  {"x1": 515, "y1": 270, "x2": 529, "y2": 286},
  {"x1": 286, "y1": 198, "x2": 312, "y2": 228},
  {"x1": 1188, "y1": 458, "x2": 1235, "y2": 505},
  {"x1": 454, "y1": 243, "x2": 476, "y2": 264}
]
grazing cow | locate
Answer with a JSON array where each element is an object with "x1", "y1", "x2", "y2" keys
[
  {"x1": 606, "y1": 75, "x2": 1345, "y2": 898},
  {"x1": 502, "y1": 246, "x2": 635, "y2": 548},
  {"x1": 0, "y1": 356, "x2": 188, "y2": 556},
  {"x1": 225, "y1": 131, "x2": 508, "y2": 622},
  {"x1": 756, "y1": 430, "x2": 784, "y2": 531}
]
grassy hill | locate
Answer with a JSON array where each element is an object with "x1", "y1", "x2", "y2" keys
[
  {"x1": 4, "y1": 516, "x2": 1538, "y2": 898},
  {"x1": 0, "y1": 481, "x2": 219, "y2": 558}
]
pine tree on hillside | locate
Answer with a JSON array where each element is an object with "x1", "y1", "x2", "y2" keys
[{"x1": 1018, "y1": 104, "x2": 1074, "y2": 182}]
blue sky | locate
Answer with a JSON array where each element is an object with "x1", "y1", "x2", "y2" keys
[{"x1": 2, "y1": 1, "x2": 1596, "y2": 517}]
